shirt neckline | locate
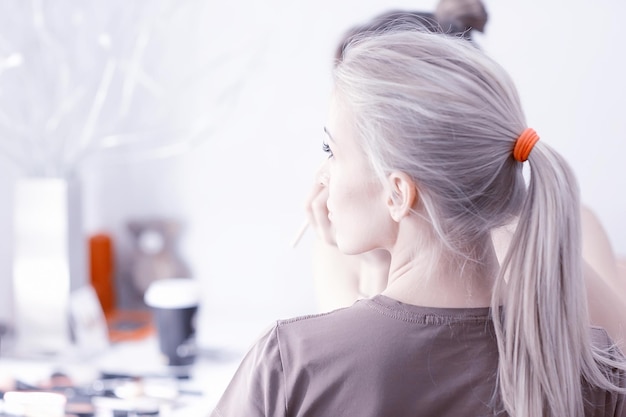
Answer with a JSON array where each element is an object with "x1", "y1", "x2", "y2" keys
[{"x1": 362, "y1": 294, "x2": 493, "y2": 325}]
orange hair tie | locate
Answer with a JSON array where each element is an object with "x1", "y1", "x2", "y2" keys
[{"x1": 513, "y1": 128, "x2": 540, "y2": 162}]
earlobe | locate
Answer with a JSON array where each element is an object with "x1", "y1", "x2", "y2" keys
[{"x1": 386, "y1": 172, "x2": 418, "y2": 222}]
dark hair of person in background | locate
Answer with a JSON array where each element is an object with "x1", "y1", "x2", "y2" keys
[{"x1": 333, "y1": 0, "x2": 488, "y2": 62}]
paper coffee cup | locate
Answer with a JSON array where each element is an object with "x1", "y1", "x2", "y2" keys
[{"x1": 144, "y1": 278, "x2": 200, "y2": 367}]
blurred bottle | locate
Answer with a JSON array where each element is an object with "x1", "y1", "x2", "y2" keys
[{"x1": 89, "y1": 232, "x2": 116, "y2": 316}]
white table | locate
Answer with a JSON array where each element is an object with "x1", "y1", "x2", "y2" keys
[{"x1": 0, "y1": 334, "x2": 247, "y2": 416}]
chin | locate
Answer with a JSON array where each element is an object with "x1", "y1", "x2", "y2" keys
[{"x1": 336, "y1": 239, "x2": 371, "y2": 256}]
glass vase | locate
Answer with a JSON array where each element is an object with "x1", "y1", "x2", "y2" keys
[{"x1": 12, "y1": 176, "x2": 88, "y2": 355}]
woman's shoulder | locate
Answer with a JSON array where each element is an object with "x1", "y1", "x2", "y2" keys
[
  {"x1": 590, "y1": 326, "x2": 623, "y2": 354},
  {"x1": 271, "y1": 299, "x2": 387, "y2": 346},
  {"x1": 275, "y1": 302, "x2": 360, "y2": 332},
  {"x1": 589, "y1": 326, "x2": 626, "y2": 387}
]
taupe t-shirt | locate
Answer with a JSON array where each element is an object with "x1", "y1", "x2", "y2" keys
[{"x1": 211, "y1": 295, "x2": 625, "y2": 417}]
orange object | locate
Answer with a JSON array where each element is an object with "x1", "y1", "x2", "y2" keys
[
  {"x1": 89, "y1": 233, "x2": 154, "y2": 343},
  {"x1": 106, "y1": 309, "x2": 155, "y2": 342},
  {"x1": 513, "y1": 127, "x2": 540, "y2": 162},
  {"x1": 89, "y1": 233, "x2": 115, "y2": 315}
]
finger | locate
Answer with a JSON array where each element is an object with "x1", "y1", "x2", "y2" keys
[
  {"x1": 304, "y1": 164, "x2": 330, "y2": 224},
  {"x1": 307, "y1": 185, "x2": 336, "y2": 245}
]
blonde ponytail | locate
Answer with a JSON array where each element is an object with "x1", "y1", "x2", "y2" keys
[{"x1": 492, "y1": 141, "x2": 587, "y2": 416}]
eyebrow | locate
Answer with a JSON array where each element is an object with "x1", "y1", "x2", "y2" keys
[{"x1": 323, "y1": 126, "x2": 336, "y2": 142}]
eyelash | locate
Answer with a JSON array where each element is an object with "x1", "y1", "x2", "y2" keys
[{"x1": 322, "y1": 141, "x2": 334, "y2": 158}]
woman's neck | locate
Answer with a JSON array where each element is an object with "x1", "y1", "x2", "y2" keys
[
  {"x1": 358, "y1": 249, "x2": 391, "y2": 297},
  {"x1": 383, "y1": 231, "x2": 499, "y2": 308}
]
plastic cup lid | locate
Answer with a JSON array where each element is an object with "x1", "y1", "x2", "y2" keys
[{"x1": 144, "y1": 278, "x2": 200, "y2": 309}]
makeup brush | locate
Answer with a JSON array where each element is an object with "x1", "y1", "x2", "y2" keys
[{"x1": 291, "y1": 220, "x2": 309, "y2": 248}]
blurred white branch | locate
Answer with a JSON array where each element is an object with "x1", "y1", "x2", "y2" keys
[
  {"x1": 73, "y1": 59, "x2": 117, "y2": 163},
  {"x1": 0, "y1": 0, "x2": 270, "y2": 175}
]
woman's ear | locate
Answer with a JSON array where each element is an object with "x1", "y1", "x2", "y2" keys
[{"x1": 386, "y1": 171, "x2": 418, "y2": 222}]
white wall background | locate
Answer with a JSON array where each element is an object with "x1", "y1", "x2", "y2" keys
[{"x1": 0, "y1": 0, "x2": 625, "y2": 349}]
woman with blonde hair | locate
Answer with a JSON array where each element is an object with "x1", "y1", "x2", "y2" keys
[
  {"x1": 310, "y1": 1, "x2": 626, "y2": 352},
  {"x1": 212, "y1": 28, "x2": 626, "y2": 417}
]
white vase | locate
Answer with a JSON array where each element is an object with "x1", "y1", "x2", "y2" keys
[{"x1": 12, "y1": 176, "x2": 88, "y2": 355}]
